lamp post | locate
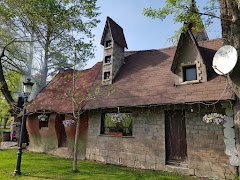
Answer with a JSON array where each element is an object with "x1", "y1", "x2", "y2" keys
[{"x1": 13, "y1": 78, "x2": 34, "y2": 176}]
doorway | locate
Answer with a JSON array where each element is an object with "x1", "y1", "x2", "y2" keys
[
  {"x1": 165, "y1": 110, "x2": 187, "y2": 165},
  {"x1": 56, "y1": 115, "x2": 67, "y2": 147}
]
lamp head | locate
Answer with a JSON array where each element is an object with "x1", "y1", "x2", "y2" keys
[{"x1": 23, "y1": 78, "x2": 34, "y2": 96}]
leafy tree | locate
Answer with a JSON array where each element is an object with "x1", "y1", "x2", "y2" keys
[
  {"x1": 144, "y1": 0, "x2": 240, "y2": 97},
  {"x1": 0, "y1": 0, "x2": 100, "y2": 113},
  {"x1": 0, "y1": 71, "x2": 21, "y2": 123}
]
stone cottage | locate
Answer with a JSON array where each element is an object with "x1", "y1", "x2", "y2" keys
[
  {"x1": 26, "y1": 17, "x2": 240, "y2": 179},
  {"x1": 26, "y1": 63, "x2": 101, "y2": 159}
]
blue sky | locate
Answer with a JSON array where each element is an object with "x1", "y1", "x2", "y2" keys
[{"x1": 85, "y1": 0, "x2": 222, "y2": 68}]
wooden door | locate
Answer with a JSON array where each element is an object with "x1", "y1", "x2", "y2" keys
[
  {"x1": 56, "y1": 115, "x2": 67, "y2": 147},
  {"x1": 165, "y1": 110, "x2": 187, "y2": 165}
]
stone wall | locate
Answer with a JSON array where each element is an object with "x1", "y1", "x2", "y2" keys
[
  {"x1": 102, "y1": 27, "x2": 113, "y2": 85},
  {"x1": 27, "y1": 114, "x2": 59, "y2": 152},
  {"x1": 101, "y1": 23, "x2": 124, "y2": 85},
  {"x1": 185, "y1": 105, "x2": 235, "y2": 179},
  {"x1": 26, "y1": 113, "x2": 88, "y2": 159},
  {"x1": 86, "y1": 106, "x2": 236, "y2": 179},
  {"x1": 112, "y1": 42, "x2": 124, "y2": 79}
]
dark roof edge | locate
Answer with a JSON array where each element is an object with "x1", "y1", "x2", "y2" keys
[
  {"x1": 85, "y1": 99, "x2": 235, "y2": 111},
  {"x1": 100, "y1": 16, "x2": 128, "y2": 48}
]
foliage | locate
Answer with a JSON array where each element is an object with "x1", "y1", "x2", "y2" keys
[
  {"x1": 0, "y1": 149, "x2": 195, "y2": 180},
  {"x1": 0, "y1": 0, "x2": 100, "y2": 91},
  {"x1": 0, "y1": 71, "x2": 21, "y2": 118},
  {"x1": 0, "y1": 18, "x2": 29, "y2": 74}
]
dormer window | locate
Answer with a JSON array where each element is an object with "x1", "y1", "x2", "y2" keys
[
  {"x1": 105, "y1": 40, "x2": 112, "y2": 48},
  {"x1": 183, "y1": 65, "x2": 197, "y2": 82},
  {"x1": 105, "y1": 55, "x2": 111, "y2": 64},
  {"x1": 104, "y1": 71, "x2": 110, "y2": 80}
]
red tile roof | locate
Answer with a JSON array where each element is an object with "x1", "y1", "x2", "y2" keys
[
  {"x1": 85, "y1": 39, "x2": 235, "y2": 110},
  {"x1": 27, "y1": 63, "x2": 101, "y2": 114}
]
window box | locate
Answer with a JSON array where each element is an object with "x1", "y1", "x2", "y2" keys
[{"x1": 107, "y1": 132, "x2": 123, "y2": 136}]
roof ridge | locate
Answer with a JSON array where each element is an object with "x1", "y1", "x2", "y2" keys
[
  {"x1": 125, "y1": 46, "x2": 176, "y2": 54},
  {"x1": 125, "y1": 38, "x2": 222, "y2": 54},
  {"x1": 198, "y1": 38, "x2": 222, "y2": 44},
  {"x1": 107, "y1": 16, "x2": 123, "y2": 31}
]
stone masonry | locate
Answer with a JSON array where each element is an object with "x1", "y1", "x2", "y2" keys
[
  {"x1": 102, "y1": 22, "x2": 124, "y2": 85},
  {"x1": 86, "y1": 106, "x2": 236, "y2": 179}
]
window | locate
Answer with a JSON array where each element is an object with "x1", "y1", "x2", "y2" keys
[
  {"x1": 105, "y1": 55, "x2": 111, "y2": 64},
  {"x1": 105, "y1": 40, "x2": 112, "y2": 48},
  {"x1": 101, "y1": 113, "x2": 133, "y2": 136},
  {"x1": 183, "y1": 65, "x2": 197, "y2": 81},
  {"x1": 39, "y1": 120, "x2": 48, "y2": 129},
  {"x1": 104, "y1": 71, "x2": 110, "y2": 80}
]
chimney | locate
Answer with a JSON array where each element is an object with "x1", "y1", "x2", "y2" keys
[{"x1": 100, "y1": 17, "x2": 128, "y2": 85}]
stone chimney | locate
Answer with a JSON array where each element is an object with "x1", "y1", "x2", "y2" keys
[{"x1": 100, "y1": 17, "x2": 128, "y2": 85}]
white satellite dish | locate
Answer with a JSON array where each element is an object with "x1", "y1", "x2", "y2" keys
[{"x1": 213, "y1": 45, "x2": 238, "y2": 75}]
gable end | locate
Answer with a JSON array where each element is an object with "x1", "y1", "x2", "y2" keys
[{"x1": 171, "y1": 28, "x2": 208, "y2": 85}]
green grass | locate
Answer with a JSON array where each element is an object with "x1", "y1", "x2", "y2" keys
[{"x1": 0, "y1": 149, "x2": 196, "y2": 180}]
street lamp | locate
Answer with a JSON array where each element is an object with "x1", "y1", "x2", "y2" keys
[{"x1": 13, "y1": 78, "x2": 34, "y2": 176}]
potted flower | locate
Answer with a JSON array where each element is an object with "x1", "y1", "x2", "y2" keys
[
  {"x1": 203, "y1": 113, "x2": 226, "y2": 125},
  {"x1": 108, "y1": 113, "x2": 124, "y2": 136},
  {"x1": 63, "y1": 119, "x2": 76, "y2": 139}
]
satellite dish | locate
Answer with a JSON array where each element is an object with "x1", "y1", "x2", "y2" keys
[{"x1": 213, "y1": 45, "x2": 238, "y2": 75}]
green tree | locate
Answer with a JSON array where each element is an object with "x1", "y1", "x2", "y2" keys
[
  {"x1": 0, "y1": 0, "x2": 100, "y2": 112},
  {"x1": 0, "y1": 71, "x2": 21, "y2": 122},
  {"x1": 144, "y1": 0, "x2": 240, "y2": 97}
]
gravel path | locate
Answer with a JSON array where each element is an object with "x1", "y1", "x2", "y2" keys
[{"x1": 0, "y1": 141, "x2": 18, "y2": 149}]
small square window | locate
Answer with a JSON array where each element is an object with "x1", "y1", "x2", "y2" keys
[
  {"x1": 105, "y1": 40, "x2": 112, "y2": 48},
  {"x1": 183, "y1": 65, "x2": 197, "y2": 82},
  {"x1": 104, "y1": 71, "x2": 110, "y2": 80},
  {"x1": 100, "y1": 113, "x2": 133, "y2": 136},
  {"x1": 105, "y1": 55, "x2": 111, "y2": 64}
]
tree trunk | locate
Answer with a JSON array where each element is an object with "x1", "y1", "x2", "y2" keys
[
  {"x1": 0, "y1": 50, "x2": 15, "y2": 112},
  {"x1": 26, "y1": 32, "x2": 34, "y2": 79},
  {"x1": 73, "y1": 112, "x2": 80, "y2": 173},
  {"x1": 220, "y1": 0, "x2": 240, "y2": 98},
  {"x1": 36, "y1": 27, "x2": 51, "y2": 92},
  {"x1": 221, "y1": 0, "x2": 240, "y2": 175}
]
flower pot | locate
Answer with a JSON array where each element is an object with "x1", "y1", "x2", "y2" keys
[{"x1": 107, "y1": 132, "x2": 123, "y2": 136}]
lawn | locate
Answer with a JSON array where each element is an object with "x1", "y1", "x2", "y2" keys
[{"x1": 0, "y1": 149, "x2": 196, "y2": 180}]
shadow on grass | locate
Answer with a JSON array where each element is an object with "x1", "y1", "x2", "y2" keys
[{"x1": 0, "y1": 150, "x2": 194, "y2": 180}]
